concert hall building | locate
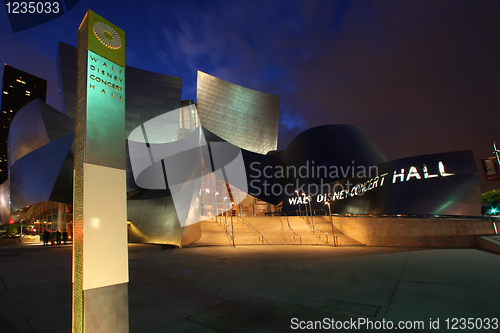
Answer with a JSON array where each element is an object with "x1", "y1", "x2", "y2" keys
[{"x1": 0, "y1": 42, "x2": 485, "y2": 247}]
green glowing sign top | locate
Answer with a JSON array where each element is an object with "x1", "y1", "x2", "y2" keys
[{"x1": 80, "y1": 9, "x2": 125, "y2": 67}]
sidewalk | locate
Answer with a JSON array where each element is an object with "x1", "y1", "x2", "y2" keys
[{"x1": 1, "y1": 243, "x2": 499, "y2": 332}]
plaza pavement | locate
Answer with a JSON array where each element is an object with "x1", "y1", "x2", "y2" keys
[{"x1": 0, "y1": 243, "x2": 499, "y2": 332}]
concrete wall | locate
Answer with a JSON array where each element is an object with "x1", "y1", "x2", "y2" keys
[{"x1": 322, "y1": 216, "x2": 497, "y2": 247}]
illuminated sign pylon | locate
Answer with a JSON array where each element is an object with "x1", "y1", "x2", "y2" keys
[{"x1": 73, "y1": 10, "x2": 128, "y2": 333}]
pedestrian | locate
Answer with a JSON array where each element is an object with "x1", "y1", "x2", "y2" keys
[
  {"x1": 63, "y1": 231, "x2": 68, "y2": 244},
  {"x1": 43, "y1": 229, "x2": 49, "y2": 245},
  {"x1": 56, "y1": 230, "x2": 62, "y2": 245}
]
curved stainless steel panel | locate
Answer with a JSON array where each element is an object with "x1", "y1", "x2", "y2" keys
[
  {"x1": 280, "y1": 124, "x2": 388, "y2": 181},
  {"x1": 10, "y1": 133, "x2": 74, "y2": 211},
  {"x1": 8, "y1": 99, "x2": 74, "y2": 167},
  {"x1": 196, "y1": 71, "x2": 280, "y2": 155},
  {"x1": 127, "y1": 191, "x2": 184, "y2": 246},
  {"x1": 8, "y1": 99, "x2": 50, "y2": 167}
]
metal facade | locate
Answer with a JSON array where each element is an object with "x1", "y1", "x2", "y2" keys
[
  {"x1": 196, "y1": 71, "x2": 280, "y2": 155},
  {"x1": 10, "y1": 133, "x2": 74, "y2": 211},
  {"x1": 8, "y1": 99, "x2": 74, "y2": 167},
  {"x1": 125, "y1": 66, "x2": 182, "y2": 138},
  {"x1": 279, "y1": 124, "x2": 388, "y2": 189},
  {"x1": 127, "y1": 192, "x2": 183, "y2": 245},
  {"x1": 283, "y1": 150, "x2": 481, "y2": 216}
]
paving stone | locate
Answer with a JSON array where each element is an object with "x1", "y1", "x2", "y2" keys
[{"x1": 0, "y1": 243, "x2": 499, "y2": 332}]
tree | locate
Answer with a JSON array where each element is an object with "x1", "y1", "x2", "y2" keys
[
  {"x1": 8, "y1": 226, "x2": 18, "y2": 235},
  {"x1": 481, "y1": 189, "x2": 500, "y2": 207}
]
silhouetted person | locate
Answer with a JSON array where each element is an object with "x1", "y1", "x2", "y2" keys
[
  {"x1": 56, "y1": 230, "x2": 62, "y2": 245},
  {"x1": 43, "y1": 230, "x2": 50, "y2": 246},
  {"x1": 63, "y1": 231, "x2": 68, "y2": 244}
]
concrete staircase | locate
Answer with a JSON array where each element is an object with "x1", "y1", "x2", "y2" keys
[
  {"x1": 188, "y1": 216, "x2": 364, "y2": 247},
  {"x1": 232, "y1": 217, "x2": 269, "y2": 245},
  {"x1": 189, "y1": 217, "x2": 267, "y2": 246},
  {"x1": 284, "y1": 216, "x2": 329, "y2": 245},
  {"x1": 189, "y1": 218, "x2": 232, "y2": 246},
  {"x1": 313, "y1": 216, "x2": 365, "y2": 246}
]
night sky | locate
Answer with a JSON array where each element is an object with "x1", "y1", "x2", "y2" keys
[{"x1": 1, "y1": 0, "x2": 500, "y2": 192}]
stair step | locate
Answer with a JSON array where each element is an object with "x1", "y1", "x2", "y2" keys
[{"x1": 189, "y1": 216, "x2": 364, "y2": 247}]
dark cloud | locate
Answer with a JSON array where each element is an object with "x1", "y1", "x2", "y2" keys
[{"x1": 274, "y1": 0, "x2": 500, "y2": 191}]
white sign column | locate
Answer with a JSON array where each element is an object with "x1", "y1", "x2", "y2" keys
[{"x1": 73, "y1": 9, "x2": 128, "y2": 333}]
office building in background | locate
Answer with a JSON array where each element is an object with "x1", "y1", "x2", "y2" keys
[{"x1": 0, "y1": 65, "x2": 47, "y2": 183}]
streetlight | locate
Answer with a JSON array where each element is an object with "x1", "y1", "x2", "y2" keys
[
  {"x1": 325, "y1": 201, "x2": 336, "y2": 246},
  {"x1": 302, "y1": 193, "x2": 308, "y2": 218},
  {"x1": 295, "y1": 190, "x2": 302, "y2": 216},
  {"x1": 303, "y1": 193, "x2": 315, "y2": 232}
]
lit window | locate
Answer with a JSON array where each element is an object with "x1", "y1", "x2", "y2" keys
[
  {"x1": 16, "y1": 78, "x2": 26, "y2": 84},
  {"x1": 2, "y1": 91, "x2": 8, "y2": 95},
  {"x1": 25, "y1": 91, "x2": 31, "y2": 96}
]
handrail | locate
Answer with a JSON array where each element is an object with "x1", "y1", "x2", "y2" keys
[
  {"x1": 235, "y1": 216, "x2": 270, "y2": 245},
  {"x1": 301, "y1": 215, "x2": 319, "y2": 234},
  {"x1": 302, "y1": 215, "x2": 337, "y2": 246},
  {"x1": 281, "y1": 214, "x2": 302, "y2": 244},
  {"x1": 218, "y1": 216, "x2": 233, "y2": 246}
]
